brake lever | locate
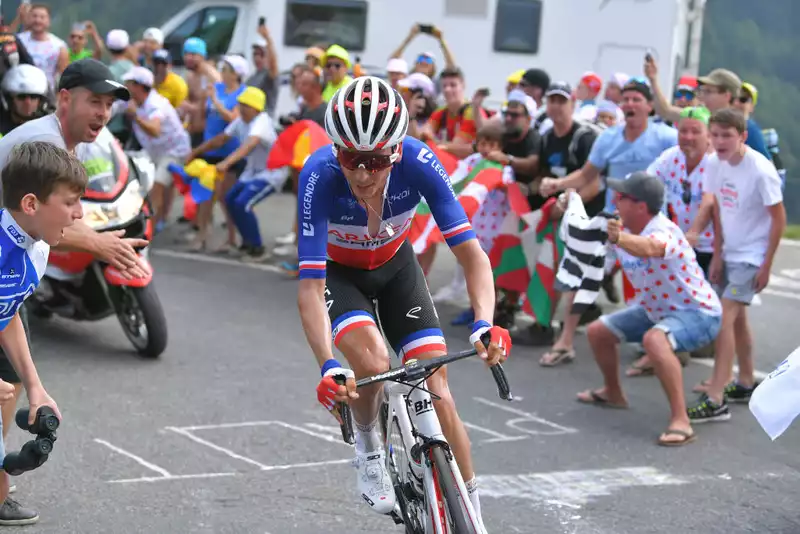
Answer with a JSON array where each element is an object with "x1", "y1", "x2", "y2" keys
[
  {"x1": 334, "y1": 376, "x2": 355, "y2": 445},
  {"x1": 480, "y1": 331, "x2": 514, "y2": 401}
]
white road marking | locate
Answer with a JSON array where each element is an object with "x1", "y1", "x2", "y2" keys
[
  {"x1": 170, "y1": 420, "x2": 351, "y2": 446},
  {"x1": 691, "y1": 359, "x2": 769, "y2": 381},
  {"x1": 151, "y1": 249, "x2": 283, "y2": 273},
  {"x1": 165, "y1": 426, "x2": 273, "y2": 470},
  {"x1": 109, "y1": 472, "x2": 238, "y2": 484},
  {"x1": 780, "y1": 238, "x2": 800, "y2": 247},
  {"x1": 462, "y1": 421, "x2": 528, "y2": 444},
  {"x1": 473, "y1": 397, "x2": 579, "y2": 435},
  {"x1": 479, "y1": 467, "x2": 688, "y2": 506},
  {"x1": 94, "y1": 439, "x2": 172, "y2": 478}
]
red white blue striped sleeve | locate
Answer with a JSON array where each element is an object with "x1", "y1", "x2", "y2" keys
[
  {"x1": 404, "y1": 137, "x2": 476, "y2": 249},
  {"x1": 297, "y1": 150, "x2": 333, "y2": 280}
]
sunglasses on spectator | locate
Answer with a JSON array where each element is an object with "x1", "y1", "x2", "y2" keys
[
  {"x1": 325, "y1": 62, "x2": 345, "y2": 70},
  {"x1": 336, "y1": 146, "x2": 401, "y2": 173},
  {"x1": 738, "y1": 95, "x2": 752, "y2": 104},
  {"x1": 416, "y1": 55, "x2": 433, "y2": 65},
  {"x1": 674, "y1": 90, "x2": 694, "y2": 100}
]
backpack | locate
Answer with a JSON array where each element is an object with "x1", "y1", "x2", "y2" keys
[{"x1": 541, "y1": 120, "x2": 603, "y2": 172}]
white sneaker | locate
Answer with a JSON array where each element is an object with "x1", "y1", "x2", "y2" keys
[
  {"x1": 275, "y1": 232, "x2": 296, "y2": 245},
  {"x1": 352, "y1": 450, "x2": 396, "y2": 514},
  {"x1": 272, "y1": 244, "x2": 296, "y2": 257}
]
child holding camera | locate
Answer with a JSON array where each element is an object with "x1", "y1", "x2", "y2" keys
[{"x1": 0, "y1": 141, "x2": 87, "y2": 504}]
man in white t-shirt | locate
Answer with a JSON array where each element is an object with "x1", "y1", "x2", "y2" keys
[
  {"x1": 686, "y1": 108, "x2": 785, "y2": 423},
  {"x1": 17, "y1": 5, "x2": 68, "y2": 90},
  {"x1": 187, "y1": 87, "x2": 283, "y2": 261},
  {"x1": 122, "y1": 67, "x2": 191, "y2": 230},
  {"x1": 576, "y1": 171, "x2": 722, "y2": 447}
]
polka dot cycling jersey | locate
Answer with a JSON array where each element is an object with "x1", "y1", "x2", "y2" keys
[
  {"x1": 647, "y1": 146, "x2": 714, "y2": 253},
  {"x1": 297, "y1": 136, "x2": 476, "y2": 279},
  {"x1": 610, "y1": 212, "x2": 722, "y2": 322}
]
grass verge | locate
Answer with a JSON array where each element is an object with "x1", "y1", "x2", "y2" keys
[{"x1": 784, "y1": 225, "x2": 800, "y2": 240}]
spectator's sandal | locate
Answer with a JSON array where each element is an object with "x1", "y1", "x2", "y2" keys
[
  {"x1": 576, "y1": 389, "x2": 628, "y2": 409},
  {"x1": 625, "y1": 356, "x2": 655, "y2": 377},
  {"x1": 539, "y1": 348, "x2": 575, "y2": 367},
  {"x1": 657, "y1": 428, "x2": 696, "y2": 447}
]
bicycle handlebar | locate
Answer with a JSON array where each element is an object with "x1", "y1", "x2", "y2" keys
[{"x1": 336, "y1": 332, "x2": 512, "y2": 444}]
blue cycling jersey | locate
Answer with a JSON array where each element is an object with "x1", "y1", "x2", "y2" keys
[
  {"x1": 297, "y1": 136, "x2": 476, "y2": 280},
  {"x1": 0, "y1": 210, "x2": 48, "y2": 331}
]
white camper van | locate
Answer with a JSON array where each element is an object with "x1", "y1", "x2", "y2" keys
[{"x1": 159, "y1": 0, "x2": 706, "y2": 116}]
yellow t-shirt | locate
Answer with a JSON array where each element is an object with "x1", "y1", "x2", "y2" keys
[
  {"x1": 156, "y1": 71, "x2": 189, "y2": 108},
  {"x1": 322, "y1": 76, "x2": 353, "y2": 103}
]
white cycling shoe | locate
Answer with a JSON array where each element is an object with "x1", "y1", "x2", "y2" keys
[{"x1": 352, "y1": 450, "x2": 396, "y2": 514}]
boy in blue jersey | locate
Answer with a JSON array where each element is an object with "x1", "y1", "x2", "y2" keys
[{"x1": 0, "y1": 141, "x2": 86, "y2": 505}]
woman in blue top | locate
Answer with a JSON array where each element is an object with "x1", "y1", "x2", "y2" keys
[{"x1": 190, "y1": 54, "x2": 248, "y2": 252}]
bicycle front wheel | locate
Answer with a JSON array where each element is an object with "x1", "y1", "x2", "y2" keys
[{"x1": 430, "y1": 445, "x2": 481, "y2": 534}]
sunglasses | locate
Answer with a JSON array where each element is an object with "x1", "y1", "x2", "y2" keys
[
  {"x1": 336, "y1": 146, "x2": 401, "y2": 173},
  {"x1": 681, "y1": 180, "x2": 692, "y2": 205},
  {"x1": 416, "y1": 55, "x2": 433, "y2": 65},
  {"x1": 674, "y1": 90, "x2": 694, "y2": 100},
  {"x1": 738, "y1": 95, "x2": 751, "y2": 104}
]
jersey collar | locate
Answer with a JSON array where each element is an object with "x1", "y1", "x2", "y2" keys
[{"x1": 0, "y1": 209, "x2": 35, "y2": 250}]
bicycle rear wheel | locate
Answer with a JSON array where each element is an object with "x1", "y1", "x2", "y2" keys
[
  {"x1": 385, "y1": 409, "x2": 425, "y2": 534},
  {"x1": 430, "y1": 445, "x2": 480, "y2": 534}
]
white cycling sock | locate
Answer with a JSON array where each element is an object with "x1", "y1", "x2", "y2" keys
[
  {"x1": 465, "y1": 477, "x2": 485, "y2": 531},
  {"x1": 354, "y1": 417, "x2": 382, "y2": 454}
]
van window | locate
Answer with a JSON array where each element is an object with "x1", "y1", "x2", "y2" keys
[
  {"x1": 493, "y1": 0, "x2": 542, "y2": 54},
  {"x1": 284, "y1": 0, "x2": 368, "y2": 51},
  {"x1": 164, "y1": 6, "x2": 239, "y2": 66}
]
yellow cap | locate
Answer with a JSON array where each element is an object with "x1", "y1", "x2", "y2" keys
[
  {"x1": 507, "y1": 69, "x2": 526, "y2": 84},
  {"x1": 237, "y1": 86, "x2": 266, "y2": 112},
  {"x1": 741, "y1": 82, "x2": 758, "y2": 106},
  {"x1": 322, "y1": 44, "x2": 351, "y2": 69}
]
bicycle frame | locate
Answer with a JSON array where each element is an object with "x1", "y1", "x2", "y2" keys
[{"x1": 385, "y1": 379, "x2": 483, "y2": 534}]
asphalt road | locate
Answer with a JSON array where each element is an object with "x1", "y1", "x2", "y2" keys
[{"x1": 11, "y1": 193, "x2": 800, "y2": 534}]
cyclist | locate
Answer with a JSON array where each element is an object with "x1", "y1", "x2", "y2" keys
[{"x1": 297, "y1": 76, "x2": 511, "y2": 530}]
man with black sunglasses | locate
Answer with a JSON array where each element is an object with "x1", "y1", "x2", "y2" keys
[{"x1": 297, "y1": 76, "x2": 511, "y2": 531}]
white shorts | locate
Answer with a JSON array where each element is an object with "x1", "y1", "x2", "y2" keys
[{"x1": 153, "y1": 155, "x2": 184, "y2": 186}]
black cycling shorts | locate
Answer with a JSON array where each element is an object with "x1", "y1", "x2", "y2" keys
[
  {"x1": 0, "y1": 306, "x2": 29, "y2": 384},
  {"x1": 326, "y1": 240, "x2": 445, "y2": 362}
]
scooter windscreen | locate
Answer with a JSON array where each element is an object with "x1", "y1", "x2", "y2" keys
[
  {"x1": 77, "y1": 127, "x2": 145, "y2": 231},
  {"x1": 77, "y1": 127, "x2": 130, "y2": 200}
]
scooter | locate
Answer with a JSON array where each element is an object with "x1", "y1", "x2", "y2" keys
[{"x1": 27, "y1": 128, "x2": 168, "y2": 358}]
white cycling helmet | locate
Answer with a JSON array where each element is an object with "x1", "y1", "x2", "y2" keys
[
  {"x1": 2, "y1": 64, "x2": 49, "y2": 97},
  {"x1": 325, "y1": 76, "x2": 408, "y2": 151}
]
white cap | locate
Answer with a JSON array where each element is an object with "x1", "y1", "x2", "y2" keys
[
  {"x1": 143, "y1": 27, "x2": 164, "y2": 45},
  {"x1": 221, "y1": 54, "x2": 250, "y2": 79},
  {"x1": 607, "y1": 72, "x2": 630, "y2": 88},
  {"x1": 506, "y1": 88, "x2": 538, "y2": 117},
  {"x1": 386, "y1": 58, "x2": 409, "y2": 75},
  {"x1": 106, "y1": 29, "x2": 130, "y2": 50},
  {"x1": 122, "y1": 66, "x2": 155, "y2": 88},
  {"x1": 398, "y1": 72, "x2": 436, "y2": 97},
  {"x1": 252, "y1": 37, "x2": 268, "y2": 49}
]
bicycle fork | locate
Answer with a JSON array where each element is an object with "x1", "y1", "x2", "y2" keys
[{"x1": 387, "y1": 381, "x2": 484, "y2": 534}]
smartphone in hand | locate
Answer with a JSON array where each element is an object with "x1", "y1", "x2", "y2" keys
[
  {"x1": 476, "y1": 87, "x2": 490, "y2": 98},
  {"x1": 418, "y1": 24, "x2": 435, "y2": 34},
  {"x1": 258, "y1": 16, "x2": 266, "y2": 26}
]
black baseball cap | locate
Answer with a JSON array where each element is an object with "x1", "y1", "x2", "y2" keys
[
  {"x1": 153, "y1": 49, "x2": 172, "y2": 64},
  {"x1": 607, "y1": 171, "x2": 664, "y2": 213},
  {"x1": 545, "y1": 81, "x2": 573, "y2": 100},
  {"x1": 621, "y1": 79, "x2": 653, "y2": 101},
  {"x1": 57, "y1": 59, "x2": 130, "y2": 100},
  {"x1": 521, "y1": 68, "x2": 550, "y2": 91}
]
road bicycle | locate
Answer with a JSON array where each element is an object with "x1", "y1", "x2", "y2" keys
[{"x1": 337, "y1": 334, "x2": 512, "y2": 534}]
